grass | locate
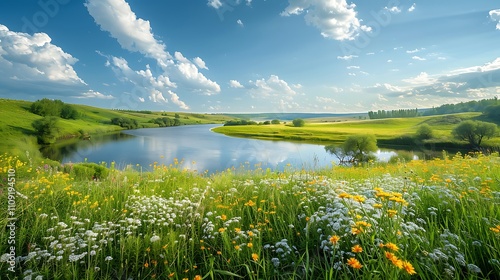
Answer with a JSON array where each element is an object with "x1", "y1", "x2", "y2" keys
[
  {"x1": 1, "y1": 152, "x2": 499, "y2": 279},
  {"x1": 0, "y1": 98, "x2": 233, "y2": 160},
  {"x1": 212, "y1": 113, "x2": 500, "y2": 147}
]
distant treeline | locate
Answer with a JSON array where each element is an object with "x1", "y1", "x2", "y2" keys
[
  {"x1": 224, "y1": 119, "x2": 281, "y2": 126},
  {"x1": 368, "y1": 109, "x2": 418, "y2": 119},
  {"x1": 368, "y1": 97, "x2": 499, "y2": 120},
  {"x1": 422, "y1": 97, "x2": 499, "y2": 116}
]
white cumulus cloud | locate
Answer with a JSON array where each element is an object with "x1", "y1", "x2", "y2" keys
[
  {"x1": 193, "y1": 57, "x2": 208, "y2": 70},
  {"x1": 229, "y1": 80, "x2": 244, "y2": 88},
  {"x1": 237, "y1": 19, "x2": 244, "y2": 27},
  {"x1": 489, "y1": 9, "x2": 500, "y2": 30},
  {"x1": 384, "y1": 6, "x2": 401, "y2": 14},
  {"x1": 281, "y1": 0, "x2": 370, "y2": 40},
  {"x1": 408, "y1": 3, "x2": 416, "y2": 12},
  {"x1": 337, "y1": 55, "x2": 358, "y2": 60},
  {"x1": 85, "y1": 0, "x2": 170, "y2": 64},
  {"x1": 85, "y1": 0, "x2": 221, "y2": 108},
  {"x1": 78, "y1": 90, "x2": 115, "y2": 99},
  {"x1": 412, "y1": 56, "x2": 426, "y2": 61},
  {"x1": 0, "y1": 24, "x2": 88, "y2": 97},
  {"x1": 248, "y1": 75, "x2": 298, "y2": 98},
  {"x1": 208, "y1": 0, "x2": 223, "y2": 9}
]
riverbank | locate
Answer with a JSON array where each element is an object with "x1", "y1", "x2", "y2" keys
[
  {"x1": 0, "y1": 98, "x2": 232, "y2": 162},
  {"x1": 212, "y1": 112, "x2": 500, "y2": 150}
]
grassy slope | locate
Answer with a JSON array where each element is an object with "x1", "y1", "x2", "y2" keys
[
  {"x1": 0, "y1": 98, "x2": 232, "y2": 157},
  {"x1": 213, "y1": 112, "x2": 500, "y2": 146}
]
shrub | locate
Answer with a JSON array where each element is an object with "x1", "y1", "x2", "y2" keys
[
  {"x1": 63, "y1": 162, "x2": 109, "y2": 180},
  {"x1": 415, "y1": 124, "x2": 434, "y2": 140},
  {"x1": 292, "y1": 118, "x2": 305, "y2": 127},
  {"x1": 32, "y1": 116, "x2": 59, "y2": 144}
]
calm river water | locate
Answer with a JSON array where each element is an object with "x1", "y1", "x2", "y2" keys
[{"x1": 50, "y1": 124, "x2": 398, "y2": 174}]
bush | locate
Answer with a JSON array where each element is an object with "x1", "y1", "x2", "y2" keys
[
  {"x1": 32, "y1": 116, "x2": 59, "y2": 144},
  {"x1": 30, "y1": 98, "x2": 78, "y2": 119},
  {"x1": 292, "y1": 119, "x2": 305, "y2": 127},
  {"x1": 63, "y1": 162, "x2": 109, "y2": 180},
  {"x1": 111, "y1": 117, "x2": 139, "y2": 129},
  {"x1": 415, "y1": 124, "x2": 434, "y2": 140},
  {"x1": 271, "y1": 119, "x2": 281, "y2": 124}
]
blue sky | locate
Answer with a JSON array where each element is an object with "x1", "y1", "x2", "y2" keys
[{"x1": 0, "y1": 0, "x2": 499, "y2": 113}]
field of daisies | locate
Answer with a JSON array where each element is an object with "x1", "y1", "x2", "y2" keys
[{"x1": 1, "y1": 152, "x2": 500, "y2": 280}]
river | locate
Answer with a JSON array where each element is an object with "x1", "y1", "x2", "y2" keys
[{"x1": 45, "y1": 124, "x2": 400, "y2": 174}]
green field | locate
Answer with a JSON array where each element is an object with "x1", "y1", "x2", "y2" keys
[
  {"x1": 213, "y1": 113, "x2": 500, "y2": 147},
  {"x1": 0, "y1": 98, "x2": 232, "y2": 160},
  {"x1": 1, "y1": 151, "x2": 499, "y2": 279}
]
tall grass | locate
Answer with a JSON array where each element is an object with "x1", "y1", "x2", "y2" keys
[{"x1": 0, "y1": 152, "x2": 499, "y2": 279}]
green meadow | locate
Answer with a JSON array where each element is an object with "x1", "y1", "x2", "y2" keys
[
  {"x1": 212, "y1": 113, "x2": 500, "y2": 147},
  {"x1": 1, "y1": 152, "x2": 499, "y2": 279}
]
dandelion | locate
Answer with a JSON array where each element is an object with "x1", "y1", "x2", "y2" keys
[
  {"x1": 247, "y1": 243, "x2": 253, "y2": 248},
  {"x1": 351, "y1": 227, "x2": 362, "y2": 235},
  {"x1": 384, "y1": 242, "x2": 399, "y2": 251},
  {"x1": 220, "y1": 214, "x2": 227, "y2": 221},
  {"x1": 330, "y1": 235, "x2": 340, "y2": 245},
  {"x1": 387, "y1": 209, "x2": 398, "y2": 218},
  {"x1": 244, "y1": 200, "x2": 256, "y2": 207},
  {"x1": 144, "y1": 262, "x2": 149, "y2": 268},
  {"x1": 251, "y1": 253, "x2": 259, "y2": 261},
  {"x1": 490, "y1": 225, "x2": 500, "y2": 233},
  {"x1": 218, "y1": 228, "x2": 225, "y2": 233},
  {"x1": 347, "y1": 257, "x2": 363, "y2": 269},
  {"x1": 105, "y1": 256, "x2": 113, "y2": 261},
  {"x1": 352, "y1": 245, "x2": 363, "y2": 253},
  {"x1": 194, "y1": 276, "x2": 202, "y2": 280},
  {"x1": 402, "y1": 261, "x2": 416, "y2": 275}
]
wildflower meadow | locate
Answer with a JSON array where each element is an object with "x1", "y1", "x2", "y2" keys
[{"x1": 1, "y1": 152, "x2": 499, "y2": 279}]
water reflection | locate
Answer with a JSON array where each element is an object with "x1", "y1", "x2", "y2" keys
[{"x1": 54, "y1": 124, "x2": 400, "y2": 174}]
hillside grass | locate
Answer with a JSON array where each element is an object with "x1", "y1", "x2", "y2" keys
[
  {"x1": 1, "y1": 152, "x2": 499, "y2": 279},
  {"x1": 213, "y1": 113, "x2": 500, "y2": 147},
  {"x1": 0, "y1": 98, "x2": 232, "y2": 160}
]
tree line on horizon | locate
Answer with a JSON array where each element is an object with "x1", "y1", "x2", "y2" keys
[
  {"x1": 368, "y1": 97, "x2": 499, "y2": 120},
  {"x1": 368, "y1": 108, "x2": 418, "y2": 119}
]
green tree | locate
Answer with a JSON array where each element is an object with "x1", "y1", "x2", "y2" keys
[
  {"x1": 271, "y1": 119, "x2": 281, "y2": 124},
  {"x1": 452, "y1": 120, "x2": 498, "y2": 148},
  {"x1": 32, "y1": 116, "x2": 59, "y2": 144},
  {"x1": 325, "y1": 135, "x2": 378, "y2": 164},
  {"x1": 415, "y1": 124, "x2": 434, "y2": 140},
  {"x1": 60, "y1": 104, "x2": 79, "y2": 119},
  {"x1": 292, "y1": 118, "x2": 305, "y2": 127}
]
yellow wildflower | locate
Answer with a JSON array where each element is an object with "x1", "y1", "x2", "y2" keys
[
  {"x1": 329, "y1": 235, "x2": 340, "y2": 245},
  {"x1": 347, "y1": 257, "x2": 363, "y2": 269}
]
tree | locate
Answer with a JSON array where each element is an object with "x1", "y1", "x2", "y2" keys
[
  {"x1": 271, "y1": 119, "x2": 281, "y2": 124},
  {"x1": 452, "y1": 120, "x2": 498, "y2": 148},
  {"x1": 32, "y1": 116, "x2": 59, "y2": 144},
  {"x1": 292, "y1": 118, "x2": 305, "y2": 127},
  {"x1": 325, "y1": 135, "x2": 378, "y2": 164},
  {"x1": 415, "y1": 124, "x2": 434, "y2": 140},
  {"x1": 60, "y1": 104, "x2": 79, "y2": 119}
]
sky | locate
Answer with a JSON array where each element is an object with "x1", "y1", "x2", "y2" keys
[{"x1": 0, "y1": 0, "x2": 499, "y2": 113}]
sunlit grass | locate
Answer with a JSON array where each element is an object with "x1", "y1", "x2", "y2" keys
[
  {"x1": 213, "y1": 112, "x2": 500, "y2": 146},
  {"x1": 0, "y1": 152, "x2": 499, "y2": 279}
]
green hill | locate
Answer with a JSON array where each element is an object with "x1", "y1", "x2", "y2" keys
[{"x1": 0, "y1": 98, "x2": 232, "y2": 159}]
